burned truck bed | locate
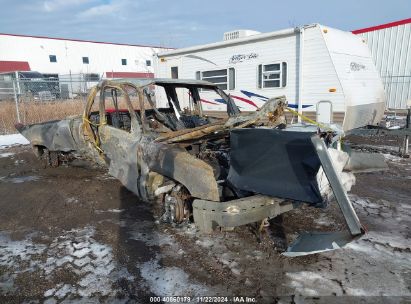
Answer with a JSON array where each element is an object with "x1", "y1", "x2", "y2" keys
[{"x1": 16, "y1": 79, "x2": 365, "y2": 253}]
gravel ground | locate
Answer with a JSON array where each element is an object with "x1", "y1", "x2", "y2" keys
[{"x1": 0, "y1": 141, "x2": 410, "y2": 303}]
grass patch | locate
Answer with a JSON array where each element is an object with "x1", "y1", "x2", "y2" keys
[{"x1": 0, "y1": 99, "x2": 85, "y2": 135}]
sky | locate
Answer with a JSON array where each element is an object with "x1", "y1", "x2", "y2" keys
[{"x1": 0, "y1": 0, "x2": 409, "y2": 48}]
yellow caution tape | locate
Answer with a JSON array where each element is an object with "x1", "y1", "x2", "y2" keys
[
  {"x1": 82, "y1": 116, "x2": 106, "y2": 153},
  {"x1": 82, "y1": 117, "x2": 107, "y2": 127},
  {"x1": 286, "y1": 107, "x2": 332, "y2": 131}
]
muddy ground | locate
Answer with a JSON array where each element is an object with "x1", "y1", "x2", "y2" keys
[{"x1": 0, "y1": 138, "x2": 410, "y2": 303}]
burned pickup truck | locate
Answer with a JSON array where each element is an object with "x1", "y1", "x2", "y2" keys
[{"x1": 16, "y1": 79, "x2": 364, "y2": 251}]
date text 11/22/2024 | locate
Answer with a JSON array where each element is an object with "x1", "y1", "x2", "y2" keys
[{"x1": 149, "y1": 296, "x2": 257, "y2": 303}]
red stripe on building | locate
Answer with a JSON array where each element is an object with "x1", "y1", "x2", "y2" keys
[
  {"x1": 105, "y1": 72, "x2": 154, "y2": 78},
  {"x1": 352, "y1": 18, "x2": 411, "y2": 34},
  {"x1": 0, "y1": 61, "x2": 31, "y2": 73}
]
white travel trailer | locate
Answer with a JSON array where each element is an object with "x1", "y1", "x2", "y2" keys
[{"x1": 154, "y1": 24, "x2": 386, "y2": 131}]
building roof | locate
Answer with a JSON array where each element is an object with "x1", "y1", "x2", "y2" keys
[
  {"x1": 0, "y1": 61, "x2": 31, "y2": 73},
  {"x1": 352, "y1": 18, "x2": 411, "y2": 34},
  {"x1": 0, "y1": 32, "x2": 171, "y2": 49}
]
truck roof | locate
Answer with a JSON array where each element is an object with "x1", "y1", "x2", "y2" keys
[{"x1": 113, "y1": 78, "x2": 219, "y2": 88}]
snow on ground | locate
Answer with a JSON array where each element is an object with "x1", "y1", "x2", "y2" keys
[
  {"x1": 0, "y1": 175, "x2": 40, "y2": 183},
  {"x1": 285, "y1": 238, "x2": 410, "y2": 296},
  {"x1": 1, "y1": 211, "x2": 213, "y2": 300},
  {"x1": 0, "y1": 152, "x2": 15, "y2": 158},
  {"x1": 285, "y1": 193, "x2": 411, "y2": 297},
  {"x1": 0, "y1": 226, "x2": 134, "y2": 300},
  {"x1": 286, "y1": 271, "x2": 345, "y2": 296},
  {"x1": 128, "y1": 221, "x2": 215, "y2": 298},
  {"x1": 285, "y1": 231, "x2": 411, "y2": 296},
  {"x1": 128, "y1": 221, "x2": 176, "y2": 247},
  {"x1": 0, "y1": 134, "x2": 29, "y2": 149},
  {"x1": 313, "y1": 213, "x2": 334, "y2": 227},
  {"x1": 383, "y1": 153, "x2": 403, "y2": 162},
  {"x1": 0, "y1": 232, "x2": 46, "y2": 269},
  {"x1": 95, "y1": 208, "x2": 125, "y2": 214},
  {"x1": 139, "y1": 255, "x2": 209, "y2": 297}
]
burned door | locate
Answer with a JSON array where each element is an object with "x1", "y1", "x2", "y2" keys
[{"x1": 97, "y1": 84, "x2": 143, "y2": 196}]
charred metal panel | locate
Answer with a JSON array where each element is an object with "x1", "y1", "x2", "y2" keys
[
  {"x1": 283, "y1": 231, "x2": 354, "y2": 257},
  {"x1": 345, "y1": 151, "x2": 388, "y2": 173},
  {"x1": 228, "y1": 129, "x2": 323, "y2": 205},
  {"x1": 311, "y1": 136, "x2": 362, "y2": 235},
  {"x1": 193, "y1": 195, "x2": 296, "y2": 233},
  {"x1": 99, "y1": 125, "x2": 141, "y2": 195},
  {"x1": 18, "y1": 119, "x2": 77, "y2": 152},
  {"x1": 145, "y1": 142, "x2": 220, "y2": 202}
]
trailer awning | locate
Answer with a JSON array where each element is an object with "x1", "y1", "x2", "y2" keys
[{"x1": 0, "y1": 61, "x2": 31, "y2": 73}]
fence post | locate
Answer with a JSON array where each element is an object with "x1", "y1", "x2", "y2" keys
[
  {"x1": 69, "y1": 70, "x2": 73, "y2": 99},
  {"x1": 404, "y1": 107, "x2": 410, "y2": 156},
  {"x1": 12, "y1": 80, "x2": 21, "y2": 123}
]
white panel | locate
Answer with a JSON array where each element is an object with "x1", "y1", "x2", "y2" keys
[
  {"x1": 324, "y1": 26, "x2": 385, "y2": 109},
  {"x1": 0, "y1": 35, "x2": 167, "y2": 77},
  {"x1": 302, "y1": 26, "x2": 345, "y2": 112},
  {"x1": 358, "y1": 22, "x2": 411, "y2": 109}
]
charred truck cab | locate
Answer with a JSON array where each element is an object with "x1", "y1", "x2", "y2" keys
[{"x1": 16, "y1": 79, "x2": 365, "y2": 254}]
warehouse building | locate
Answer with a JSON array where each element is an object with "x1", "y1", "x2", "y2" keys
[
  {"x1": 353, "y1": 18, "x2": 411, "y2": 109},
  {"x1": 0, "y1": 33, "x2": 170, "y2": 80}
]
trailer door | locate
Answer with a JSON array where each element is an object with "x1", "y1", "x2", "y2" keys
[{"x1": 316, "y1": 100, "x2": 333, "y2": 124}]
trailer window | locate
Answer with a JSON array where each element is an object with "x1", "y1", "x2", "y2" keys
[
  {"x1": 198, "y1": 68, "x2": 235, "y2": 90},
  {"x1": 228, "y1": 68, "x2": 235, "y2": 90},
  {"x1": 282, "y1": 62, "x2": 287, "y2": 87},
  {"x1": 171, "y1": 66, "x2": 178, "y2": 79},
  {"x1": 258, "y1": 62, "x2": 287, "y2": 88}
]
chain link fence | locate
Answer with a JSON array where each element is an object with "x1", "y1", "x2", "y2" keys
[{"x1": 0, "y1": 74, "x2": 102, "y2": 135}]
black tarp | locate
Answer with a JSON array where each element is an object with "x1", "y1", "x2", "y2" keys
[{"x1": 228, "y1": 129, "x2": 323, "y2": 205}]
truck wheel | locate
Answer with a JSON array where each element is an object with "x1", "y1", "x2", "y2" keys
[
  {"x1": 163, "y1": 194, "x2": 185, "y2": 224},
  {"x1": 162, "y1": 185, "x2": 191, "y2": 224},
  {"x1": 49, "y1": 151, "x2": 59, "y2": 167},
  {"x1": 171, "y1": 196, "x2": 185, "y2": 223}
]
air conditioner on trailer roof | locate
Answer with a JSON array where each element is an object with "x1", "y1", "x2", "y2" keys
[{"x1": 223, "y1": 29, "x2": 261, "y2": 41}]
